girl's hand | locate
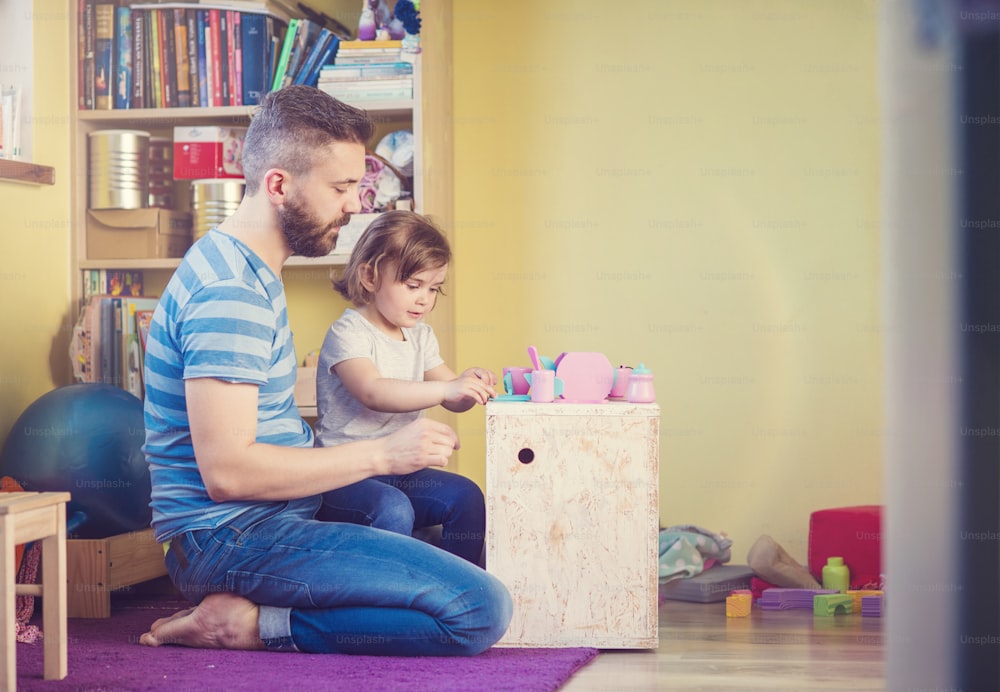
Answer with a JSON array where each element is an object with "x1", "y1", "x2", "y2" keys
[{"x1": 444, "y1": 368, "x2": 497, "y2": 406}]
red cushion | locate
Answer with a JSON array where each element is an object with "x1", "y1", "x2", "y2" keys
[{"x1": 808, "y1": 505, "x2": 883, "y2": 590}]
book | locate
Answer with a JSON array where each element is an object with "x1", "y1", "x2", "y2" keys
[
  {"x1": 94, "y1": 0, "x2": 115, "y2": 109},
  {"x1": 333, "y1": 40, "x2": 403, "y2": 66},
  {"x1": 82, "y1": 0, "x2": 96, "y2": 109},
  {"x1": 319, "y1": 61, "x2": 412, "y2": 81},
  {"x1": 70, "y1": 295, "x2": 106, "y2": 383},
  {"x1": 134, "y1": 308, "x2": 155, "y2": 394},
  {"x1": 270, "y1": 16, "x2": 298, "y2": 91},
  {"x1": 148, "y1": 8, "x2": 162, "y2": 107},
  {"x1": 100, "y1": 296, "x2": 115, "y2": 385},
  {"x1": 196, "y1": 9, "x2": 209, "y2": 106},
  {"x1": 231, "y1": 11, "x2": 243, "y2": 106},
  {"x1": 317, "y1": 79, "x2": 413, "y2": 101},
  {"x1": 173, "y1": 8, "x2": 192, "y2": 107},
  {"x1": 291, "y1": 27, "x2": 333, "y2": 87},
  {"x1": 131, "y1": 8, "x2": 146, "y2": 108},
  {"x1": 135, "y1": 309, "x2": 154, "y2": 351},
  {"x1": 298, "y1": 33, "x2": 338, "y2": 88},
  {"x1": 208, "y1": 8, "x2": 223, "y2": 106},
  {"x1": 221, "y1": 10, "x2": 235, "y2": 105},
  {"x1": 239, "y1": 11, "x2": 269, "y2": 104},
  {"x1": 120, "y1": 296, "x2": 160, "y2": 398},
  {"x1": 185, "y1": 8, "x2": 200, "y2": 106},
  {"x1": 219, "y1": 9, "x2": 231, "y2": 105},
  {"x1": 160, "y1": 7, "x2": 176, "y2": 107},
  {"x1": 114, "y1": 6, "x2": 132, "y2": 109},
  {"x1": 205, "y1": 9, "x2": 223, "y2": 107},
  {"x1": 78, "y1": 0, "x2": 88, "y2": 109}
]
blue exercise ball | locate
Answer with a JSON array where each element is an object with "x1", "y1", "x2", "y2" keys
[{"x1": 0, "y1": 383, "x2": 151, "y2": 539}]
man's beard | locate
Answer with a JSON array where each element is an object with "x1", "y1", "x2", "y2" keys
[{"x1": 278, "y1": 193, "x2": 351, "y2": 258}]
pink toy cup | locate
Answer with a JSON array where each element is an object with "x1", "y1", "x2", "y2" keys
[
  {"x1": 528, "y1": 369, "x2": 555, "y2": 403},
  {"x1": 503, "y1": 367, "x2": 533, "y2": 396}
]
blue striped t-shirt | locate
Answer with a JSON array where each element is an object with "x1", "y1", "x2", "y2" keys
[{"x1": 143, "y1": 229, "x2": 314, "y2": 541}]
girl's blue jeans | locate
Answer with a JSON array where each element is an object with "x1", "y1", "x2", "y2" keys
[
  {"x1": 164, "y1": 495, "x2": 512, "y2": 655},
  {"x1": 317, "y1": 468, "x2": 486, "y2": 564}
]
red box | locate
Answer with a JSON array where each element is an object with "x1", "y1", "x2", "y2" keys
[
  {"x1": 808, "y1": 505, "x2": 883, "y2": 590},
  {"x1": 173, "y1": 126, "x2": 247, "y2": 180}
]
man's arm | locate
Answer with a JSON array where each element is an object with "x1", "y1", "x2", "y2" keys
[{"x1": 187, "y1": 377, "x2": 457, "y2": 502}]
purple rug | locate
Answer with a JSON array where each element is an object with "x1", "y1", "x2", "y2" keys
[{"x1": 16, "y1": 598, "x2": 598, "y2": 691}]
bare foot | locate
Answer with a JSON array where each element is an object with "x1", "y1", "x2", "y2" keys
[{"x1": 139, "y1": 592, "x2": 265, "y2": 650}]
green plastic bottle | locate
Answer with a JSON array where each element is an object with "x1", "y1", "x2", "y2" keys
[{"x1": 822, "y1": 556, "x2": 850, "y2": 592}]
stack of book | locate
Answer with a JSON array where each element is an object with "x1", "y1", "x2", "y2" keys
[
  {"x1": 317, "y1": 40, "x2": 413, "y2": 102},
  {"x1": 71, "y1": 270, "x2": 159, "y2": 400},
  {"x1": 79, "y1": 0, "x2": 291, "y2": 110},
  {"x1": 269, "y1": 16, "x2": 341, "y2": 89}
]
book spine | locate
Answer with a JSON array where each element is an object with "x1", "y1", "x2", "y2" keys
[
  {"x1": 185, "y1": 9, "x2": 199, "y2": 107},
  {"x1": 93, "y1": 1, "x2": 114, "y2": 109},
  {"x1": 131, "y1": 9, "x2": 145, "y2": 108},
  {"x1": 100, "y1": 297, "x2": 113, "y2": 385},
  {"x1": 320, "y1": 62, "x2": 413, "y2": 81},
  {"x1": 196, "y1": 10, "x2": 209, "y2": 107},
  {"x1": 239, "y1": 12, "x2": 265, "y2": 105},
  {"x1": 266, "y1": 19, "x2": 279, "y2": 92},
  {"x1": 160, "y1": 9, "x2": 176, "y2": 108},
  {"x1": 173, "y1": 8, "x2": 191, "y2": 107},
  {"x1": 112, "y1": 297, "x2": 123, "y2": 389},
  {"x1": 318, "y1": 84, "x2": 413, "y2": 101},
  {"x1": 218, "y1": 10, "x2": 230, "y2": 106},
  {"x1": 209, "y1": 9, "x2": 222, "y2": 107},
  {"x1": 83, "y1": 0, "x2": 95, "y2": 109},
  {"x1": 231, "y1": 11, "x2": 242, "y2": 106},
  {"x1": 77, "y1": 0, "x2": 87, "y2": 109},
  {"x1": 114, "y1": 6, "x2": 132, "y2": 110},
  {"x1": 147, "y1": 9, "x2": 160, "y2": 108},
  {"x1": 270, "y1": 17, "x2": 298, "y2": 92}
]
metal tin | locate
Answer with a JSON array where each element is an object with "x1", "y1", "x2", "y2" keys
[{"x1": 88, "y1": 129, "x2": 151, "y2": 210}]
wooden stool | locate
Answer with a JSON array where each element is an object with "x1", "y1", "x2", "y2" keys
[{"x1": 0, "y1": 492, "x2": 70, "y2": 689}]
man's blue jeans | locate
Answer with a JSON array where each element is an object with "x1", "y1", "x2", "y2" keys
[
  {"x1": 318, "y1": 468, "x2": 486, "y2": 564},
  {"x1": 164, "y1": 495, "x2": 512, "y2": 655}
]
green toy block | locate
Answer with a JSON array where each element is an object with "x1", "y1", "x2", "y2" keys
[{"x1": 813, "y1": 593, "x2": 854, "y2": 616}]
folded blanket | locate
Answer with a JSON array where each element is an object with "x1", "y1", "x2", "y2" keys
[{"x1": 659, "y1": 524, "x2": 733, "y2": 582}]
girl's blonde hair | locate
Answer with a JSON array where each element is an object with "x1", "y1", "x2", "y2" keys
[{"x1": 332, "y1": 210, "x2": 452, "y2": 305}]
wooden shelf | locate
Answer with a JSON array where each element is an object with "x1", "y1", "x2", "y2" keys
[
  {"x1": 79, "y1": 254, "x2": 348, "y2": 270},
  {"x1": 75, "y1": 99, "x2": 416, "y2": 125},
  {"x1": 0, "y1": 159, "x2": 55, "y2": 185}
]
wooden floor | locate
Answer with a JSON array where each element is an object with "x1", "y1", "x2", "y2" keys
[{"x1": 562, "y1": 597, "x2": 886, "y2": 690}]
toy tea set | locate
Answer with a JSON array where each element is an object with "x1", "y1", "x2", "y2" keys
[{"x1": 494, "y1": 346, "x2": 656, "y2": 404}]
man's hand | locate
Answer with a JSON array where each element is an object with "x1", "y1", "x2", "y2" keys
[{"x1": 381, "y1": 417, "x2": 460, "y2": 475}]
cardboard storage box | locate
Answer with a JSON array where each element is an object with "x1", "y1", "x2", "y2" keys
[
  {"x1": 173, "y1": 126, "x2": 247, "y2": 179},
  {"x1": 87, "y1": 209, "x2": 193, "y2": 259}
]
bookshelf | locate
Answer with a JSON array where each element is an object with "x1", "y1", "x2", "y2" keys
[{"x1": 68, "y1": 2, "x2": 424, "y2": 309}]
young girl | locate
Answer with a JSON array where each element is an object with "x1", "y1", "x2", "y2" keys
[{"x1": 314, "y1": 210, "x2": 496, "y2": 564}]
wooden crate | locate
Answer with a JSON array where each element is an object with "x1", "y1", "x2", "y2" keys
[
  {"x1": 485, "y1": 401, "x2": 660, "y2": 648},
  {"x1": 67, "y1": 528, "x2": 168, "y2": 618}
]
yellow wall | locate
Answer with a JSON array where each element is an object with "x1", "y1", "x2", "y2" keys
[
  {"x1": 451, "y1": 1, "x2": 882, "y2": 559},
  {"x1": 0, "y1": 2, "x2": 72, "y2": 442},
  {"x1": 2, "y1": 1, "x2": 882, "y2": 566}
]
